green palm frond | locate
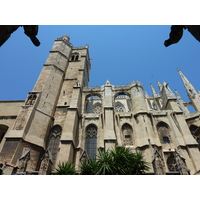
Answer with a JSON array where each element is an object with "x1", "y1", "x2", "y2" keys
[
  {"x1": 79, "y1": 159, "x2": 98, "y2": 175},
  {"x1": 53, "y1": 162, "x2": 77, "y2": 175},
  {"x1": 59, "y1": 146, "x2": 150, "y2": 175}
]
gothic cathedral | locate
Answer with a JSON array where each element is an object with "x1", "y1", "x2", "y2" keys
[{"x1": 1, "y1": 35, "x2": 200, "y2": 175}]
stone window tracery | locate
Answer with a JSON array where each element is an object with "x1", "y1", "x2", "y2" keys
[
  {"x1": 122, "y1": 123, "x2": 133, "y2": 146},
  {"x1": 115, "y1": 102, "x2": 125, "y2": 112},
  {"x1": 114, "y1": 93, "x2": 131, "y2": 112},
  {"x1": 25, "y1": 93, "x2": 37, "y2": 106},
  {"x1": 71, "y1": 52, "x2": 79, "y2": 61},
  {"x1": 85, "y1": 95, "x2": 102, "y2": 114},
  {"x1": 93, "y1": 103, "x2": 102, "y2": 114},
  {"x1": 47, "y1": 125, "x2": 62, "y2": 165},
  {"x1": 167, "y1": 154, "x2": 179, "y2": 172},
  {"x1": 85, "y1": 125, "x2": 97, "y2": 159}
]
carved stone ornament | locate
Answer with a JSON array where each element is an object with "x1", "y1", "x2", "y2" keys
[
  {"x1": 75, "y1": 80, "x2": 80, "y2": 87},
  {"x1": 79, "y1": 150, "x2": 89, "y2": 162},
  {"x1": 39, "y1": 150, "x2": 53, "y2": 175},
  {"x1": 93, "y1": 103, "x2": 102, "y2": 114},
  {"x1": 25, "y1": 93, "x2": 37, "y2": 106},
  {"x1": 174, "y1": 149, "x2": 190, "y2": 175},
  {"x1": 18, "y1": 148, "x2": 31, "y2": 172},
  {"x1": 152, "y1": 146, "x2": 165, "y2": 175}
]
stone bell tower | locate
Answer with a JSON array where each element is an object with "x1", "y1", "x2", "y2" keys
[{"x1": 0, "y1": 35, "x2": 91, "y2": 174}]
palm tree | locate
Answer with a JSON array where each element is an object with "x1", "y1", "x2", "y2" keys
[
  {"x1": 53, "y1": 162, "x2": 77, "y2": 175},
  {"x1": 110, "y1": 146, "x2": 150, "y2": 175},
  {"x1": 79, "y1": 158, "x2": 99, "y2": 175},
  {"x1": 79, "y1": 146, "x2": 150, "y2": 175}
]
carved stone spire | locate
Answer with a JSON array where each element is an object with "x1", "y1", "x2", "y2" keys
[
  {"x1": 145, "y1": 90, "x2": 149, "y2": 98},
  {"x1": 177, "y1": 68, "x2": 200, "y2": 111},
  {"x1": 175, "y1": 89, "x2": 190, "y2": 115},
  {"x1": 38, "y1": 150, "x2": 53, "y2": 175},
  {"x1": 174, "y1": 149, "x2": 190, "y2": 175},
  {"x1": 150, "y1": 84, "x2": 161, "y2": 110},
  {"x1": 162, "y1": 82, "x2": 176, "y2": 98},
  {"x1": 150, "y1": 84, "x2": 159, "y2": 98},
  {"x1": 157, "y1": 80, "x2": 162, "y2": 92},
  {"x1": 106, "y1": 80, "x2": 110, "y2": 85},
  {"x1": 17, "y1": 148, "x2": 31, "y2": 173},
  {"x1": 157, "y1": 81, "x2": 176, "y2": 109},
  {"x1": 152, "y1": 146, "x2": 166, "y2": 175}
]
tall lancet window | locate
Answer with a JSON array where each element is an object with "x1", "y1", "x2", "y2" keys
[
  {"x1": 156, "y1": 122, "x2": 172, "y2": 144},
  {"x1": 85, "y1": 124, "x2": 97, "y2": 159},
  {"x1": 47, "y1": 125, "x2": 62, "y2": 164},
  {"x1": 122, "y1": 123, "x2": 133, "y2": 146}
]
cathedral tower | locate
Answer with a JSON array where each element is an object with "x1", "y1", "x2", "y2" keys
[{"x1": 0, "y1": 35, "x2": 91, "y2": 174}]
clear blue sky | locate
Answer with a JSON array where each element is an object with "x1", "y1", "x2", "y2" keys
[{"x1": 0, "y1": 25, "x2": 200, "y2": 108}]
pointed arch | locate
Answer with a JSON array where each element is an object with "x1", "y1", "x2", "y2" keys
[
  {"x1": 156, "y1": 121, "x2": 172, "y2": 144},
  {"x1": 115, "y1": 101, "x2": 125, "y2": 112},
  {"x1": 121, "y1": 123, "x2": 133, "y2": 146},
  {"x1": 114, "y1": 91, "x2": 131, "y2": 99},
  {"x1": 85, "y1": 94, "x2": 102, "y2": 114},
  {"x1": 85, "y1": 124, "x2": 97, "y2": 159},
  {"x1": 47, "y1": 125, "x2": 62, "y2": 165},
  {"x1": 70, "y1": 52, "x2": 79, "y2": 61},
  {"x1": 114, "y1": 92, "x2": 131, "y2": 112}
]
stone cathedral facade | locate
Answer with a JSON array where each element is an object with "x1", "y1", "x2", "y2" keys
[{"x1": 1, "y1": 35, "x2": 200, "y2": 175}]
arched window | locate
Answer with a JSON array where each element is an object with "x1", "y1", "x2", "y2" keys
[
  {"x1": 114, "y1": 93, "x2": 131, "y2": 112},
  {"x1": 85, "y1": 125, "x2": 97, "y2": 159},
  {"x1": 156, "y1": 122, "x2": 172, "y2": 144},
  {"x1": 122, "y1": 123, "x2": 133, "y2": 146},
  {"x1": 85, "y1": 95, "x2": 102, "y2": 114},
  {"x1": 0, "y1": 124, "x2": 8, "y2": 143},
  {"x1": 71, "y1": 52, "x2": 79, "y2": 61},
  {"x1": 167, "y1": 154, "x2": 179, "y2": 172},
  {"x1": 47, "y1": 125, "x2": 62, "y2": 164},
  {"x1": 115, "y1": 102, "x2": 125, "y2": 112}
]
